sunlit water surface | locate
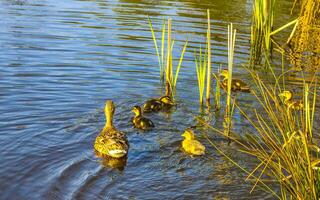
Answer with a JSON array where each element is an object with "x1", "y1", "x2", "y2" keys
[{"x1": 0, "y1": 0, "x2": 303, "y2": 199}]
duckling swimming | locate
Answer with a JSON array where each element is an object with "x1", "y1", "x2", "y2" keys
[
  {"x1": 132, "y1": 106, "x2": 154, "y2": 130},
  {"x1": 279, "y1": 90, "x2": 303, "y2": 110},
  {"x1": 181, "y1": 128, "x2": 205, "y2": 156},
  {"x1": 219, "y1": 69, "x2": 250, "y2": 93},
  {"x1": 143, "y1": 95, "x2": 175, "y2": 113},
  {"x1": 94, "y1": 100, "x2": 129, "y2": 158}
]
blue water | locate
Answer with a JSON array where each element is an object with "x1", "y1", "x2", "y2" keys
[{"x1": 0, "y1": 0, "x2": 297, "y2": 199}]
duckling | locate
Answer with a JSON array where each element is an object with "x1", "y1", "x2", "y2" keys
[
  {"x1": 160, "y1": 95, "x2": 175, "y2": 109},
  {"x1": 143, "y1": 95, "x2": 175, "y2": 113},
  {"x1": 94, "y1": 100, "x2": 129, "y2": 158},
  {"x1": 132, "y1": 106, "x2": 154, "y2": 130},
  {"x1": 181, "y1": 128, "x2": 205, "y2": 156},
  {"x1": 278, "y1": 90, "x2": 303, "y2": 110},
  {"x1": 219, "y1": 69, "x2": 250, "y2": 92}
]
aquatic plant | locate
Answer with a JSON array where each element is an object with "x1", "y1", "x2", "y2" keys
[
  {"x1": 195, "y1": 9, "x2": 212, "y2": 107},
  {"x1": 148, "y1": 17, "x2": 188, "y2": 98},
  {"x1": 212, "y1": 65, "x2": 221, "y2": 110},
  {"x1": 206, "y1": 9, "x2": 212, "y2": 105},
  {"x1": 269, "y1": 18, "x2": 298, "y2": 43},
  {"x1": 202, "y1": 66, "x2": 319, "y2": 199},
  {"x1": 195, "y1": 46, "x2": 207, "y2": 106},
  {"x1": 148, "y1": 17, "x2": 166, "y2": 81},
  {"x1": 224, "y1": 23, "x2": 237, "y2": 136},
  {"x1": 289, "y1": 0, "x2": 320, "y2": 70},
  {"x1": 250, "y1": 0, "x2": 275, "y2": 66},
  {"x1": 165, "y1": 18, "x2": 188, "y2": 98}
]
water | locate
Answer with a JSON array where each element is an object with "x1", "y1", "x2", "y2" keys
[{"x1": 0, "y1": 0, "x2": 299, "y2": 199}]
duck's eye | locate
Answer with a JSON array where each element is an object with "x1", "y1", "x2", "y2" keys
[{"x1": 99, "y1": 138, "x2": 105, "y2": 143}]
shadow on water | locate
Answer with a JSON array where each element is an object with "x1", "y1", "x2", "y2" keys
[{"x1": 95, "y1": 151, "x2": 128, "y2": 171}]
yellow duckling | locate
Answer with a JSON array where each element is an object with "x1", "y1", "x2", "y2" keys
[
  {"x1": 94, "y1": 100, "x2": 129, "y2": 158},
  {"x1": 279, "y1": 90, "x2": 303, "y2": 110},
  {"x1": 181, "y1": 128, "x2": 205, "y2": 156},
  {"x1": 143, "y1": 95, "x2": 175, "y2": 113},
  {"x1": 132, "y1": 106, "x2": 154, "y2": 130},
  {"x1": 219, "y1": 69, "x2": 250, "y2": 92}
]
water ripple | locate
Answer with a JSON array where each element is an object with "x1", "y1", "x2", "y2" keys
[{"x1": 0, "y1": 0, "x2": 296, "y2": 199}]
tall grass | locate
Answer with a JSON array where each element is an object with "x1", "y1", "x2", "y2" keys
[
  {"x1": 150, "y1": 6, "x2": 320, "y2": 199},
  {"x1": 224, "y1": 23, "x2": 237, "y2": 136},
  {"x1": 203, "y1": 67, "x2": 319, "y2": 199},
  {"x1": 195, "y1": 9, "x2": 212, "y2": 107},
  {"x1": 212, "y1": 65, "x2": 222, "y2": 110},
  {"x1": 148, "y1": 17, "x2": 166, "y2": 81},
  {"x1": 206, "y1": 9, "x2": 212, "y2": 105},
  {"x1": 195, "y1": 46, "x2": 207, "y2": 106},
  {"x1": 250, "y1": 0, "x2": 275, "y2": 66},
  {"x1": 148, "y1": 17, "x2": 188, "y2": 98},
  {"x1": 165, "y1": 18, "x2": 188, "y2": 98}
]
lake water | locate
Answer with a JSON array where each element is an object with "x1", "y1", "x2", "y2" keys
[{"x1": 0, "y1": 0, "x2": 299, "y2": 199}]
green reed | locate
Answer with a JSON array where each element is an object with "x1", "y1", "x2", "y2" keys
[
  {"x1": 195, "y1": 46, "x2": 207, "y2": 106},
  {"x1": 203, "y1": 65, "x2": 319, "y2": 199},
  {"x1": 165, "y1": 18, "x2": 188, "y2": 98},
  {"x1": 194, "y1": 9, "x2": 212, "y2": 107},
  {"x1": 224, "y1": 23, "x2": 237, "y2": 136},
  {"x1": 148, "y1": 17, "x2": 188, "y2": 98},
  {"x1": 148, "y1": 17, "x2": 166, "y2": 81},
  {"x1": 206, "y1": 9, "x2": 212, "y2": 105},
  {"x1": 212, "y1": 65, "x2": 221, "y2": 110},
  {"x1": 250, "y1": 0, "x2": 275, "y2": 66}
]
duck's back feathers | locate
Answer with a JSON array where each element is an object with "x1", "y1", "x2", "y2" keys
[
  {"x1": 143, "y1": 99, "x2": 162, "y2": 112},
  {"x1": 132, "y1": 116, "x2": 154, "y2": 130},
  {"x1": 222, "y1": 79, "x2": 250, "y2": 93},
  {"x1": 94, "y1": 127, "x2": 129, "y2": 158},
  {"x1": 288, "y1": 100, "x2": 303, "y2": 110},
  {"x1": 182, "y1": 139, "x2": 205, "y2": 156}
]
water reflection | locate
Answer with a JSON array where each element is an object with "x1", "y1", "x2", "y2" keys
[
  {"x1": 95, "y1": 151, "x2": 128, "y2": 171},
  {"x1": 0, "y1": 0, "x2": 297, "y2": 199}
]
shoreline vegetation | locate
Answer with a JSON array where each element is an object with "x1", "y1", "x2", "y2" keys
[{"x1": 148, "y1": 0, "x2": 320, "y2": 199}]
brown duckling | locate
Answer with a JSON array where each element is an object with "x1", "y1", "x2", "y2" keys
[
  {"x1": 94, "y1": 100, "x2": 129, "y2": 158},
  {"x1": 219, "y1": 69, "x2": 250, "y2": 93},
  {"x1": 279, "y1": 90, "x2": 303, "y2": 110},
  {"x1": 143, "y1": 95, "x2": 175, "y2": 113},
  {"x1": 132, "y1": 106, "x2": 154, "y2": 130}
]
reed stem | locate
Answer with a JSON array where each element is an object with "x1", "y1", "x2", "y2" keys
[{"x1": 206, "y1": 9, "x2": 212, "y2": 105}]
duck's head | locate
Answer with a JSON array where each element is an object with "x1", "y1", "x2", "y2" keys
[
  {"x1": 219, "y1": 69, "x2": 229, "y2": 79},
  {"x1": 279, "y1": 90, "x2": 293, "y2": 102},
  {"x1": 104, "y1": 100, "x2": 115, "y2": 115},
  {"x1": 132, "y1": 105, "x2": 142, "y2": 116},
  {"x1": 181, "y1": 128, "x2": 195, "y2": 140},
  {"x1": 160, "y1": 96, "x2": 174, "y2": 105}
]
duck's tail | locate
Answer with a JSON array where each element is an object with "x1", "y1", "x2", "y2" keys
[{"x1": 109, "y1": 149, "x2": 127, "y2": 158}]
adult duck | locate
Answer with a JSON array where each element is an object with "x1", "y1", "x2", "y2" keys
[{"x1": 94, "y1": 100, "x2": 129, "y2": 158}]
